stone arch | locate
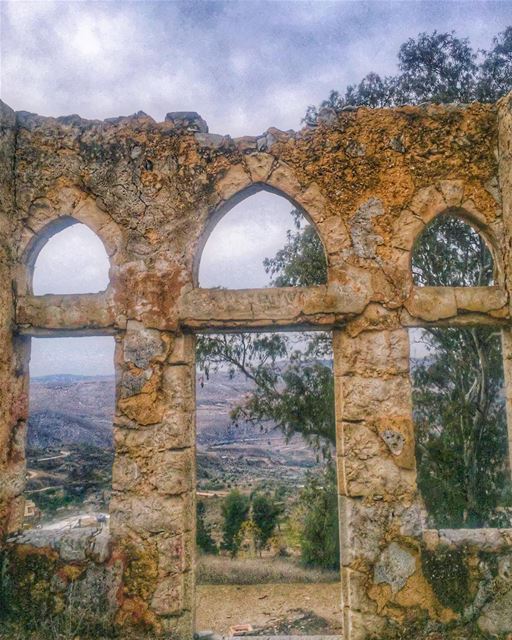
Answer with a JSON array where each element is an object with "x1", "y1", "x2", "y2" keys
[
  {"x1": 17, "y1": 187, "x2": 123, "y2": 296},
  {"x1": 393, "y1": 182, "x2": 503, "y2": 288},
  {"x1": 410, "y1": 208, "x2": 500, "y2": 287},
  {"x1": 193, "y1": 180, "x2": 330, "y2": 288}
]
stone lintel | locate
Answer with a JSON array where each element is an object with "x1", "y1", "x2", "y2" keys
[{"x1": 16, "y1": 292, "x2": 119, "y2": 333}]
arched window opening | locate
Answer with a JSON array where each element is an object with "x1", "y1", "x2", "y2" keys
[
  {"x1": 194, "y1": 330, "x2": 341, "y2": 634},
  {"x1": 412, "y1": 214, "x2": 494, "y2": 287},
  {"x1": 410, "y1": 326, "x2": 510, "y2": 529},
  {"x1": 25, "y1": 336, "x2": 115, "y2": 530},
  {"x1": 32, "y1": 222, "x2": 110, "y2": 295},
  {"x1": 198, "y1": 191, "x2": 327, "y2": 289}
]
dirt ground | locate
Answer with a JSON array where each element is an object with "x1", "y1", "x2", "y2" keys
[{"x1": 195, "y1": 583, "x2": 343, "y2": 635}]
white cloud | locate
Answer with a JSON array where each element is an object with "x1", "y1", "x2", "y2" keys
[
  {"x1": 32, "y1": 223, "x2": 110, "y2": 295},
  {"x1": 199, "y1": 191, "x2": 297, "y2": 289},
  {"x1": 2, "y1": 0, "x2": 509, "y2": 135}
]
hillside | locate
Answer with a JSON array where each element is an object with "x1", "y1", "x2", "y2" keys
[
  {"x1": 28, "y1": 370, "x2": 319, "y2": 486},
  {"x1": 29, "y1": 370, "x2": 317, "y2": 452}
]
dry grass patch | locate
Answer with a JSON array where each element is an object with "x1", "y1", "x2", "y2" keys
[{"x1": 196, "y1": 554, "x2": 339, "y2": 584}]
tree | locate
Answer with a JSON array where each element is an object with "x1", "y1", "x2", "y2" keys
[
  {"x1": 196, "y1": 213, "x2": 335, "y2": 458},
  {"x1": 251, "y1": 493, "x2": 281, "y2": 553},
  {"x1": 299, "y1": 465, "x2": 340, "y2": 570},
  {"x1": 263, "y1": 210, "x2": 327, "y2": 287},
  {"x1": 305, "y1": 27, "x2": 512, "y2": 123},
  {"x1": 221, "y1": 489, "x2": 250, "y2": 557},
  {"x1": 199, "y1": 27, "x2": 512, "y2": 537},
  {"x1": 412, "y1": 215, "x2": 510, "y2": 527},
  {"x1": 196, "y1": 500, "x2": 218, "y2": 554},
  {"x1": 397, "y1": 31, "x2": 478, "y2": 104},
  {"x1": 478, "y1": 27, "x2": 512, "y2": 102}
]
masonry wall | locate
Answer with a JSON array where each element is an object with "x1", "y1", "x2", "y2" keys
[{"x1": 0, "y1": 96, "x2": 512, "y2": 638}]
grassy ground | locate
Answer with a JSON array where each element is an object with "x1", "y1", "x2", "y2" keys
[{"x1": 197, "y1": 554, "x2": 339, "y2": 584}]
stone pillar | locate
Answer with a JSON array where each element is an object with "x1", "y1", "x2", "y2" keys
[
  {"x1": 333, "y1": 327, "x2": 424, "y2": 640},
  {"x1": 498, "y1": 93, "x2": 512, "y2": 313},
  {"x1": 498, "y1": 95, "x2": 512, "y2": 479},
  {"x1": 0, "y1": 102, "x2": 28, "y2": 538},
  {"x1": 111, "y1": 325, "x2": 195, "y2": 637}
]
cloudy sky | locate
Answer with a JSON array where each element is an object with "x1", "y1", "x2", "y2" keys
[
  {"x1": 2, "y1": 0, "x2": 509, "y2": 376},
  {"x1": 2, "y1": 1, "x2": 510, "y2": 135}
]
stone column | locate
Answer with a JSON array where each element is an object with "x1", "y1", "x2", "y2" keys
[
  {"x1": 498, "y1": 95, "x2": 512, "y2": 478},
  {"x1": 498, "y1": 93, "x2": 512, "y2": 313},
  {"x1": 333, "y1": 326, "x2": 424, "y2": 640},
  {"x1": 0, "y1": 102, "x2": 28, "y2": 538},
  {"x1": 111, "y1": 325, "x2": 195, "y2": 638}
]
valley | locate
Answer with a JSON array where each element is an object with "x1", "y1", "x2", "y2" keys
[{"x1": 26, "y1": 370, "x2": 320, "y2": 525}]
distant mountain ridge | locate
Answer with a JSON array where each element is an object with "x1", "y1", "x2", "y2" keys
[{"x1": 28, "y1": 370, "x2": 268, "y2": 450}]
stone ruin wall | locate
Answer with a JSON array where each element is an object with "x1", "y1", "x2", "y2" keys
[{"x1": 1, "y1": 94, "x2": 512, "y2": 638}]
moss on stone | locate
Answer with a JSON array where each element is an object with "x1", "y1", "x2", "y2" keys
[
  {"x1": 1, "y1": 546, "x2": 58, "y2": 622},
  {"x1": 122, "y1": 541, "x2": 158, "y2": 601},
  {"x1": 421, "y1": 544, "x2": 471, "y2": 613}
]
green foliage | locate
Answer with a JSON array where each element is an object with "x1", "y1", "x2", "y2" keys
[
  {"x1": 478, "y1": 27, "x2": 512, "y2": 102},
  {"x1": 221, "y1": 489, "x2": 250, "y2": 557},
  {"x1": 263, "y1": 210, "x2": 327, "y2": 287},
  {"x1": 305, "y1": 27, "x2": 512, "y2": 122},
  {"x1": 196, "y1": 500, "x2": 218, "y2": 555},
  {"x1": 412, "y1": 215, "x2": 494, "y2": 287},
  {"x1": 299, "y1": 464, "x2": 340, "y2": 571},
  {"x1": 413, "y1": 326, "x2": 509, "y2": 527},
  {"x1": 231, "y1": 354, "x2": 335, "y2": 457},
  {"x1": 251, "y1": 493, "x2": 281, "y2": 551},
  {"x1": 196, "y1": 209, "x2": 334, "y2": 458},
  {"x1": 412, "y1": 216, "x2": 510, "y2": 528},
  {"x1": 397, "y1": 31, "x2": 478, "y2": 104}
]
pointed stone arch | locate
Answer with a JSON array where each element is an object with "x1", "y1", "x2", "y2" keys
[{"x1": 194, "y1": 181, "x2": 329, "y2": 288}]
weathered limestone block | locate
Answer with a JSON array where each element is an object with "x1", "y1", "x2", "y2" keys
[
  {"x1": 454, "y1": 285, "x2": 508, "y2": 312},
  {"x1": 405, "y1": 286, "x2": 458, "y2": 320},
  {"x1": 349, "y1": 197, "x2": 385, "y2": 260},
  {"x1": 342, "y1": 567, "x2": 373, "y2": 614},
  {"x1": 120, "y1": 366, "x2": 153, "y2": 398},
  {"x1": 124, "y1": 320, "x2": 168, "y2": 368},
  {"x1": 373, "y1": 542, "x2": 416, "y2": 593},
  {"x1": 267, "y1": 161, "x2": 302, "y2": 198},
  {"x1": 147, "y1": 449, "x2": 194, "y2": 496},
  {"x1": 338, "y1": 498, "x2": 394, "y2": 566},
  {"x1": 118, "y1": 391, "x2": 165, "y2": 425},
  {"x1": 151, "y1": 573, "x2": 185, "y2": 615},
  {"x1": 438, "y1": 179, "x2": 465, "y2": 208},
  {"x1": 110, "y1": 494, "x2": 192, "y2": 537},
  {"x1": 391, "y1": 208, "x2": 424, "y2": 251},
  {"x1": 10, "y1": 526, "x2": 113, "y2": 563},
  {"x1": 341, "y1": 453, "x2": 416, "y2": 498},
  {"x1": 244, "y1": 152, "x2": 274, "y2": 182},
  {"x1": 478, "y1": 586, "x2": 512, "y2": 635},
  {"x1": 16, "y1": 292, "x2": 118, "y2": 331},
  {"x1": 163, "y1": 364, "x2": 194, "y2": 412},
  {"x1": 168, "y1": 333, "x2": 195, "y2": 365},
  {"x1": 408, "y1": 185, "x2": 447, "y2": 224},
  {"x1": 437, "y1": 527, "x2": 512, "y2": 551},
  {"x1": 114, "y1": 411, "x2": 195, "y2": 453},
  {"x1": 215, "y1": 164, "x2": 250, "y2": 200},
  {"x1": 156, "y1": 533, "x2": 190, "y2": 576},
  {"x1": 334, "y1": 329, "x2": 409, "y2": 377},
  {"x1": 339, "y1": 375, "x2": 412, "y2": 421}
]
